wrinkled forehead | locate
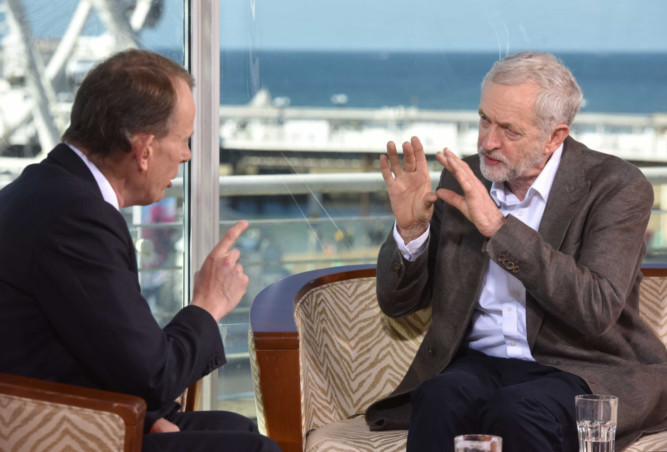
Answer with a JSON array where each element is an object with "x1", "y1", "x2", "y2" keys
[{"x1": 479, "y1": 81, "x2": 539, "y2": 119}]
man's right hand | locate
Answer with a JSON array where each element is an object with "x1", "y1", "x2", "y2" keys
[
  {"x1": 191, "y1": 220, "x2": 250, "y2": 322},
  {"x1": 380, "y1": 136, "x2": 437, "y2": 243}
]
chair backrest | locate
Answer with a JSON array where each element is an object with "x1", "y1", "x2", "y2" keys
[
  {"x1": 638, "y1": 270, "x2": 667, "y2": 346},
  {"x1": 294, "y1": 270, "x2": 430, "y2": 439}
]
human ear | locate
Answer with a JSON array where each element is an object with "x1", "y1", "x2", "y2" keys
[
  {"x1": 130, "y1": 133, "x2": 155, "y2": 172},
  {"x1": 545, "y1": 124, "x2": 570, "y2": 153}
]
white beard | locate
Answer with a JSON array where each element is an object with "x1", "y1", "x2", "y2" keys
[{"x1": 478, "y1": 143, "x2": 545, "y2": 183}]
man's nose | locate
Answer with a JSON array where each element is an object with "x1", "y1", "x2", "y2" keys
[{"x1": 481, "y1": 125, "x2": 501, "y2": 150}]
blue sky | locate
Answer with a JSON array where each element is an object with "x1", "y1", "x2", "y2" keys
[
  {"x1": 214, "y1": 0, "x2": 667, "y2": 52},
  {"x1": 22, "y1": 0, "x2": 667, "y2": 53}
]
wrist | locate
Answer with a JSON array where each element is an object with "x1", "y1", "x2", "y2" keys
[
  {"x1": 486, "y1": 213, "x2": 506, "y2": 238},
  {"x1": 397, "y1": 224, "x2": 428, "y2": 243}
]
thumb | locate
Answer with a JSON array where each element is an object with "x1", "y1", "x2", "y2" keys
[
  {"x1": 422, "y1": 191, "x2": 438, "y2": 208},
  {"x1": 436, "y1": 188, "x2": 465, "y2": 212}
]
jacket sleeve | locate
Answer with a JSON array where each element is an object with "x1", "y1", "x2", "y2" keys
[
  {"x1": 376, "y1": 176, "x2": 449, "y2": 318},
  {"x1": 485, "y1": 161, "x2": 653, "y2": 337}
]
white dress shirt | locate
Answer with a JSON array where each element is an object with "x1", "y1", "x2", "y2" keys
[
  {"x1": 67, "y1": 143, "x2": 120, "y2": 211},
  {"x1": 394, "y1": 144, "x2": 563, "y2": 361}
]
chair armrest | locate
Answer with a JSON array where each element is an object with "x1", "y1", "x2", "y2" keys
[
  {"x1": 250, "y1": 264, "x2": 374, "y2": 452},
  {"x1": 0, "y1": 372, "x2": 146, "y2": 452},
  {"x1": 179, "y1": 380, "x2": 201, "y2": 412}
]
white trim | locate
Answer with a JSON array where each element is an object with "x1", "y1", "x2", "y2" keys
[{"x1": 188, "y1": 0, "x2": 221, "y2": 411}]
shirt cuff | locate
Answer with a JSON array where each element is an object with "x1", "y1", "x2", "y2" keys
[{"x1": 393, "y1": 222, "x2": 429, "y2": 262}]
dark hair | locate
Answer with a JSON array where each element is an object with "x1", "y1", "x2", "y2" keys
[{"x1": 62, "y1": 49, "x2": 194, "y2": 160}]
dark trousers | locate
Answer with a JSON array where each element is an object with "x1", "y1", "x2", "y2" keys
[
  {"x1": 142, "y1": 410, "x2": 281, "y2": 452},
  {"x1": 407, "y1": 348, "x2": 590, "y2": 452}
]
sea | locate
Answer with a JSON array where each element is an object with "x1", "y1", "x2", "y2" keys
[{"x1": 199, "y1": 50, "x2": 667, "y2": 114}]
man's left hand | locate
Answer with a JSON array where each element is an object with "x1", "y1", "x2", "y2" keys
[
  {"x1": 435, "y1": 148, "x2": 505, "y2": 238},
  {"x1": 149, "y1": 417, "x2": 181, "y2": 434}
]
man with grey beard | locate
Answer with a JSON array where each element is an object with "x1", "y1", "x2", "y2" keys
[{"x1": 364, "y1": 52, "x2": 667, "y2": 451}]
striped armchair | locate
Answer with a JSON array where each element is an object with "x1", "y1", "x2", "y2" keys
[
  {"x1": 249, "y1": 266, "x2": 667, "y2": 452},
  {"x1": 0, "y1": 373, "x2": 146, "y2": 452},
  {"x1": 0, "y1": 374, "x2": 200, "y2": 451}
]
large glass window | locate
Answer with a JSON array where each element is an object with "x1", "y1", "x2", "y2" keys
[
  {"x1": 216, "y1": 0, "x2": 667, "y2": 417},
  {"x1": 5, "y1": 0, "x2": 666, "y2": 423},
  {"x1": 0, "y1": 1, "x2": 187, "y2": 322}
]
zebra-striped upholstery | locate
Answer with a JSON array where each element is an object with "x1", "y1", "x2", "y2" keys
[
  {"x1": 0, "y1": 372, "x2": 146, "y2": 452},
  {"x1": 249, "y1": 326, "x2": 267, "y2": 435},
  {"x1": 295, "y1": 276, "x2": 430, "y2": 444},
  {"x1": 290, "y1": 269, "x2": 667, "y2": 452},
  {"x1": 0, "y1": 394, "x2": 125, "y2": 451},
  {"x1": 638, "y1": 273, "x2": 667, "y2": 346}
]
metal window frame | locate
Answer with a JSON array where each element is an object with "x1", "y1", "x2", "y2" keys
[{"x1": 185, "y1": 0, "x2": 221, "y2": 411}]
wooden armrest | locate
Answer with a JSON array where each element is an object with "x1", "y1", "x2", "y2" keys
[
  {"x1": 0, "y1": 372, "x2": 146, "y2": 451},
  {"x1": 640, "y1": 266, "x2": 667, "y2": 277},
  {"x1": 250, "y1": 264, "x2": 375, "y2": 452}
]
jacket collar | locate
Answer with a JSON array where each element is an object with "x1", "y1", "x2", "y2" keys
[
  {"x1": 526, "y1": 136, "x2": 590, "y2": 348},
  {"x1": 45, "y1": 143, "x2": 104, "y2": 200},
  {"x1": 538, "y1": 136, "x2": 590, "y2": 249}
]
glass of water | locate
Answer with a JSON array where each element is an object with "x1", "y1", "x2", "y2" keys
[
  {"x1": 575, "y1": 394, "x2": 618, "y2": 452},
  {"x1": 454, "y1": 434, "x2": 502, "y2": 452}
]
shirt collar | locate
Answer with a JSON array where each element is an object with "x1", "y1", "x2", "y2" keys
[
  {"x1": 66, "y1": 143, "x2": 120, "y2": 211},
  {"x1": 490, "y1": 143, "x2": 564, "y2": 206}
]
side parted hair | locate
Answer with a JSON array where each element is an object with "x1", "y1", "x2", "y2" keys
[
  {"x1": 62, "y1": 49, "x2": 194, "y2": 160},
  {"x1": 482, "y1": 52, "x2": 583, "y2": 135}
]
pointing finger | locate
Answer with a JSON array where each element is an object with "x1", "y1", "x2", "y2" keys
[{"x1": 214, "y1": 220, "x2": 249, "y2": 255}]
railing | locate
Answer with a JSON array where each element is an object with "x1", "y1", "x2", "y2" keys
[{"x1": 218, "y1": 104, "x2": 667, "y2": 162}]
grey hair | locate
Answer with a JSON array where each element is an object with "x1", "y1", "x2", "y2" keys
[{"x1": 481, "y1": 52, "x2": 583, "y2": 135}]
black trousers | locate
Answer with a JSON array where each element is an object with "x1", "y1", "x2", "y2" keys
[
  {"x1": 142, "y1": 410, "x2": 281, "y2": 452},
  {"x1": 407, "y1": 348, "x2": 590, "y2": 452}
]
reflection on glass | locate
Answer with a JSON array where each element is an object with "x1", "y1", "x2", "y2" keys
[{"x1": 0, "y1": 0, "x2": 186, "y2": 321}]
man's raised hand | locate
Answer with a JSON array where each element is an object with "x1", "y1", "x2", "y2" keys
[
  {"x1": 380, "y1": 136, "x2": 438, "y2": 243},
  {"x1": 191, "y1": 220, "x2": 250, "y2": 322},
  {"x1": 435, "y1": 149, "x2": 505, "y2": 238}
]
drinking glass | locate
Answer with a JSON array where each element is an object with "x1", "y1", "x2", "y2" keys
[
  {"x1": 454, "y1": 434, "x2": 502, "y2": 452},
  {"x1": 575, "y1": 394, "x2": 618, "y2": 452}
]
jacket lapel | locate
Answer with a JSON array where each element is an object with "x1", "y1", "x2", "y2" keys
[{"x1": 526, "y1": 136, "x2": 590, "y2": 348}]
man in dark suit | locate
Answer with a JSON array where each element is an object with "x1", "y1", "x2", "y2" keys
[
  {"x1": 365, "y1": 52, "x2": 667, "y2": 451},
  {"x1": 0, "y1": 49, "x2": 280, "y2": 451}
]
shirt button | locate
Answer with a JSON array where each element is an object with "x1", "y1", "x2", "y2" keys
[
  {"x1": 507, "y1": 307, "x2": 513, "y2": 312},
  {"x1": 510, "y1": 341, "x2": 517, "y2": 346}
]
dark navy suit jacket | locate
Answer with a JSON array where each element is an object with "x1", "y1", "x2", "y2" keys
[{"x1": 0, "y1": 144, "x2": 225, "y2": 431}]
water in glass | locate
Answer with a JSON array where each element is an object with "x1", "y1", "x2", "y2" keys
[{"x1": 577, "y1": 420, "x2": 616, "y2": 452}]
